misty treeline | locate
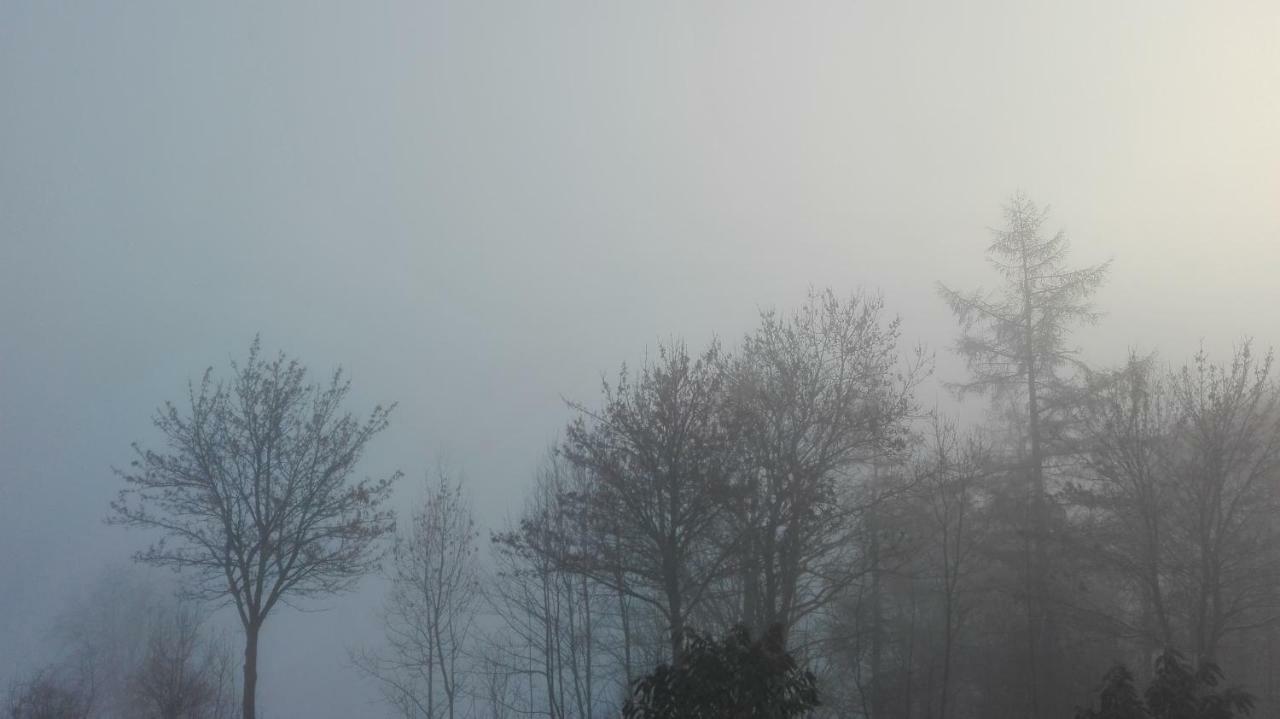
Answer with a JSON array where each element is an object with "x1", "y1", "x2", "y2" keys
[
  {"x1": 6, "y1": 570, "x2": 239, "y2": 719},
  {"x1": 9, "y1": 194, "x2": 1279, "y2": 719}
]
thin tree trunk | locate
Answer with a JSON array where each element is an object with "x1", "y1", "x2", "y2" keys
[
  {"x1": 613, "y1": 525, "x2": 633, "y2": 686},
  {"x1": 543, "y1": 570, "x2": 559, "y2": 718},
  {"x1": 940, "y1": 572, "x2": 955, "y2": 719},
  {"x1": 869, "y1": 510, "x2": 883, "y2": 719},
  {"x1": 617, "y1": 581, "x2": 632, "y2": 686},
  {"x1": 581, "y1": 575, "x2": 593, "y2": 718},
  {"x1": 664, "y1": 541, "x2": 684, "y2": 663},
  {"x1": 902, "y1": 579, "x2": 917, "y2": 719},
  {"x1": 1022, "y1": 251, "x2": 1051, "y2": 719}
]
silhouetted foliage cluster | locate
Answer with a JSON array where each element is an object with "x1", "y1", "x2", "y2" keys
[
  {"x1": 622, "y1": 624, "x2": 819, "y2": 719},
  {"x1": 1076, "y1": 649, "x2": 1254, "y2": 719}
]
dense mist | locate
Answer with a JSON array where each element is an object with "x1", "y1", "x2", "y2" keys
[{"x1": 2, "y1": 2, "x2": 1277, "y2": 718}]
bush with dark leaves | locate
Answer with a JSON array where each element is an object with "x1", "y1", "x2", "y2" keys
[
  {"x1": 623, "y1": 624, "x2": 819, "y2": 719},
  {"x1": 1076, "y1": 649, "x2": 1253, "y2": 719}
]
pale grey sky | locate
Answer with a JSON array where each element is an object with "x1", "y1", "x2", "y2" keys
[{"x1": 2, "y1": 2, "x2": 1277, "y2": 716}]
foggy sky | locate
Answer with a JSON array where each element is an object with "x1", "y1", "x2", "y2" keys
[{"x1": 2, "y1": 2, "x2": 1277, "y2": 717}]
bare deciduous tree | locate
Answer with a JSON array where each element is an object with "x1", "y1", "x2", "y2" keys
[
  {"x1": 489, "y1": 454, "x2": 620, "y2": 718},
  {"x1": 354, "y1": 467, "x2": 480, "y2": 719},
  {"x1": 52, "y1": 568, "x2": 154, "y2": 719},
  {"x1": 1075, "y1": 344, "x2": 1280, "y2": 661},
  {"x1": 724, "y1": 289, "x2": 924, "y2": 641},
  {"x1": 21, "y1": 568, "x2": 234, "y2": 719},
  {"x1": 560, "y1": 340, "x2": 738, "y2": 663},
  {"x1": 1070, "y1": 353, "x2": 1180, "y2": 647},
  {"x1": 110, "y1": 337, "x2": 400, "y2": 719},
  {"x1": 917, "y1": 417, "x2": 989, "y2": 719},
  {"x1": 128, "y1": 604, "x2": 238, "y2": 719},
  {"x1": 5, "y1": 666, "x2": 93, "y2": 719},
  {"x1": 1168, "y1": 344, "x2": 1280, "y2": 660}
]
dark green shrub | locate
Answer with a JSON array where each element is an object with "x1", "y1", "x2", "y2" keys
[
  {"x1": 1076, "y1": 649, "x2": 1253, "y2": 719},
  {"x1": 622, "y1": 624, "x2": 819, "y2": 719}
]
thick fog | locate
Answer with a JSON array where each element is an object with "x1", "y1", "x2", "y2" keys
[{"x1": 2, "y1": 2, "x2": 1277, "y2": 718}]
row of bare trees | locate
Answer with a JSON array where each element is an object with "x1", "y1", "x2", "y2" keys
[
  {"x1": 343, "y1": 286, "x2": 929, "y2": 717},
  {"x1": 327, "y1": 284, "x2": 920, "y2": 717},
  {"x1": 12, "y1": 194, "x2": 1276, "y2": 718},
  {"x1": 418, "y1": 194, "x2": 1279, "y2": 719}
]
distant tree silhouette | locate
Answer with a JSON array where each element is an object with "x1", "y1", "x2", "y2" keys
[
  {"x1": 128, "y1": 603, "x2": 238, "y2": 719},
  {"x1": 1075, "y1": 665, "x2": 1146, "y2": 719},
  {"x1": 938, "y1": 193, "x2": 1110, "y2": 718},
  {"x1": 723, "y1": 289, "x2": 924, "y2": 643},
  {"x1": 5, "y1": 666, "x2": 92, "y2": 719},
  {"x1": 1073, "y1": 345, "x2": 1280, "y2": 661},
  {"x1": 489, "y1": 452, "x2": 615, "y2": 718},
  {"x1": 353, "y1": 467, "x2": 480, "y2": 719},
  {"x1": 622, "y1": 624, "x2": 819, "y2": 719}
]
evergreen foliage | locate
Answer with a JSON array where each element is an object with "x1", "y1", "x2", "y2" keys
[
  {"x1": 1076, "y1": 649, "x2": 1254, "y2": 719},
  {"x1": 622, "y1": 624, "x2": 819, "y2": 719}
]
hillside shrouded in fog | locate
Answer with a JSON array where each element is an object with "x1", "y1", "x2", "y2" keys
[{"x1": 1, "y1": 2, "x2": 1278, "y2": 718}]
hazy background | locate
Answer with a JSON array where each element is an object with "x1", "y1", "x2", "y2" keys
[{"x1": 2, "y1": 2, "x2": 1277, "y2": 716}]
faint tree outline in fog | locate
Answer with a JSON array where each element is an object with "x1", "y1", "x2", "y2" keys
[
  {"x1": 937, "y1": 193, "x2": 1110, "y2": 719},
  {"x1": 1073, "y1": 343, "x2": 1280, "y2": 661},
  {"x1": 8, "y1": 567, "x2": 237, "y2": 719},
  {"x1": 5, "y1": 665, "x2": 93, "y2": 719},
  {"x1": 724, "y1": 288, "x2": 927, "y2": 642},
  {"x1": 353, "y1": 465, "x2": 480, "y2": 719},
  {"x1": 128, "y1": 602, "x2": 239, "y2": 719}
]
